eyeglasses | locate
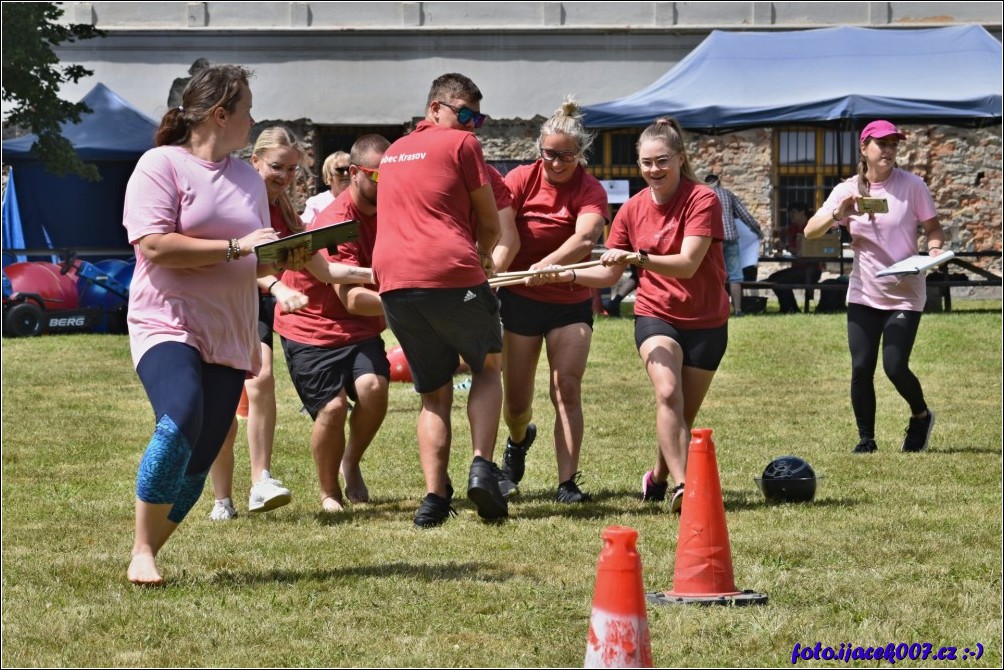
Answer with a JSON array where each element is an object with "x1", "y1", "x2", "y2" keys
[
  {"x1": 267, "y1": 162, "x2": 300, "y2": 176},
  {"x1": 638, "y1": 154, "x2": 677, "y2": 171},
  {"x1": 436, "y1": 101, "x2": 487, "y2": 129},
  {"x1": 354, "y1": 165, "x2": 379, "y2": 183},
  {"x1": 332, "y1": 166, "x2": 350, "y2": 176},
  {"x1": 540, "y1": 147, "x2": 580, "y2": 163}
]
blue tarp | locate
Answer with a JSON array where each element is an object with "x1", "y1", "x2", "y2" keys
[
  {"x1": 581, "y1": 25, "x2": 1003, "y2": 131},
  {"x1": 2, "y1": 83, "x2": 157, "y2": 261}
]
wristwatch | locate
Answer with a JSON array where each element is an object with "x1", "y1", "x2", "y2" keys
[{"x1": 637, "y1": 249, "x2": 649, "y2": 266}]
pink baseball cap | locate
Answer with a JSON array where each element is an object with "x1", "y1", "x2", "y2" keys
[{"x1": 860, "y1": 120, "x2": 906, "y2": 143}]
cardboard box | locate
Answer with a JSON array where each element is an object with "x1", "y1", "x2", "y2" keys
[{"x1": 797, "y1": 231, "x2": 841, "y2": 258}]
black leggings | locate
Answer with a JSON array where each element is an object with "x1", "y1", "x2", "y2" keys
[{"x1": 847, "y1": 302, "x2": 927, "y2": 439}]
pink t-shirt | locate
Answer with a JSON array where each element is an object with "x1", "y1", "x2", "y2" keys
[
  {"x1": 372, "y1": 121, "x2": 491, "y2": 292},
  {"x1": 301, "y1": 190, "x2": 335, "y2": 225},
  {"x1": 606, "y1": 180, "x2": 729, "y2": 329},
  {"x1": 123, "y1": 145, "x2": 268, "y2": 373},
  {"x1": 504, "y1": 161, "x2": 608, "y2": 304},
  {"x1": 273, "y1": 190, "x2": 384, "y2": 347},
  {"x1": 822, "y1": 168, "x2": 938, "y2": 312}
]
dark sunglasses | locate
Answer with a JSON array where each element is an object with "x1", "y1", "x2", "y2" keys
[
  {"x1": 332, "y1": 166, "x2": 350, "y2": 176},
  {"x1": 437, "y1": 101, "x2": 487, "y2": 129}
]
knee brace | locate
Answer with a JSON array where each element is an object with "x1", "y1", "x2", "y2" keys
[
  {"x1": 136, "y1": 414, "x2": 192, "y2": 504},
  {"x1": 167, "y1": 470, "x2": 208, "y2": 523}
]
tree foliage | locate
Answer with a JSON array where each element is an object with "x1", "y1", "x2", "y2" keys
[{"x1": 2, "y1": 2, "x2": 105, "y2": 181}]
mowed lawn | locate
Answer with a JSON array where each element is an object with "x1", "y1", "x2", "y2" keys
[{"x1": 2, "y1": 302, "x2": 1001, "y2": 667}]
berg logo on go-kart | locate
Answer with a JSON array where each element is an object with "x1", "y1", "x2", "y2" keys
[{"x1": 47, "y1": 315, "x2": 89, "y2": 328}]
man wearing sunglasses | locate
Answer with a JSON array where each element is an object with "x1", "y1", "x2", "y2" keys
[
  {"x1": 274, "y1": 135, "x2": 392, "y2": 513},
  {"x1": 373, "y1": 72, "x2": 508, "y2": 528}
]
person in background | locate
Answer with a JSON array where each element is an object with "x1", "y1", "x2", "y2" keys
[
  {"x1": 274, "y1": 134, "x2": 391, "y2": 512},
  {"x1": 803, "y1": 119, "x2": 944, "y2": 454},
  {"x1": 765, "y1": 203, "x2": 822, "y2": 314},
  {"x1": 704, "y1": 173, "x2": 762, "y2": 316},
  {"x1": 496, "y1": 96, "x2": 608, "y2": 502},
  {"x1": 527, "y1": 117, "x2": 727, "y2": 514},
  {"x1": 208, "y1": 126, "x2": 373, "y2": 521},
  {"x1": 302, "y1": 151, "x2": 351, "y2": 224},
  {"x1": 602, "y1": 265, "x2": 638, "y2": 317},
  {"x1": 372, "y1": 72, "x2": 506, "y2": 528},
  {"x1": 125, "y1": 64, "x2": 283, "y2": 584}
]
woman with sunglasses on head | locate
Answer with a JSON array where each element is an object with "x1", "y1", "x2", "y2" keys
[
  {"x1": 803, "y1": 120, "x2": 944, "y2": 454},
  {"x1": 496, "y1": 97, "x2": 608, "y2": 503},
  {"x1": 207, "y1": 126, "x2": 373, "y2": 521},
  {"x1": 302, "y1": 151, "x2": 351, "y2": 224},
  {"x1": 528, "y1": 117, "x2": 727, "y2": 513}
]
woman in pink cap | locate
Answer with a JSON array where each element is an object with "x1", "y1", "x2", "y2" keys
[{"x1": 804, "y1": 120, "x2": 945, "y2": 454}]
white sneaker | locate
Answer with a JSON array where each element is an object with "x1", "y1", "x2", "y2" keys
[
  {"x1": 209, "y1": 498, "x2": 237, "y2": 521},
  {"x1": 248, "y1": 470, "x2": 292, "y2": 513}
]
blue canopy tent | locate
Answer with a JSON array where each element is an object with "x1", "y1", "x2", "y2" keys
[
  {"x1": 581, "y1": 25, "x2": 1003, "y2": 131},
  {"x1": 2, "y1": 83, "x2": 157, "y2": 265}
]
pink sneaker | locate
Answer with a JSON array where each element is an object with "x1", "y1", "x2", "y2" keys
[{"x1": 641, "y1": 470, "x2": 668, "y2": 502}]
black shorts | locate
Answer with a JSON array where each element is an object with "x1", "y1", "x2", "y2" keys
[
  {"x1": 280, "y1": 336, "x2": 390, "y2": 419},
  {"x1": 634, "y1": 316, "x2": 728, "y2": 371},
  {"x1": 498, "y1": 289, "x2": 594, "y2": 337},
  {"x1": 381, "y1": 283, "x2": 502, "y2": 393},
  {"x1": 258, "y1": 292, "x2": 276, "y2": 347}
]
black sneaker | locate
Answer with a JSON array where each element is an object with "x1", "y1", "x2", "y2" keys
[
  {"x1": 669, "y1": 483, "x2": 685, "y2": 514},
  {"x1": 467, "y1": 456, "x2": 508, "y2": 521},
  {"x1": 501, "y1": 423, "x2": 536, "y2": 485},
  {"x1": 413, "y1": 492, "x2": 456, "y2": 528},
  {"x1": 555, "y1": 472, "x2": 591, "y2": 503},
  {"x1": 853, "y1": 438, "x2": 878, "y2": 454},
  {"x1": 902, "y1": 409, "x2": 935, "y2": 452},
  {"x1": 641, "y1": 470, "x2": 668, "y2": 502}
]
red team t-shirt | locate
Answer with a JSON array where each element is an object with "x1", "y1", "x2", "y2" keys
[
  {"x1": 503, "y1": 162, "x2": 608, "y2": 304},
  {"x1": 273, "y1": 190, "x2": 384, "y2": 347},
  {"x1": 606, "y1": 179, "x2": 729, "y2": 329},
  {"x1": 372, "y1": 120, "x2": 491, "y2": 292}
]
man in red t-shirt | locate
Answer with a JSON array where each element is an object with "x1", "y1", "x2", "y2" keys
[
  {"x1": 372, "y1": 73, "x2": 507, "y2": 528},
  {"x1": 274, "y1": 134, "x2": 391, "y2": 513}
]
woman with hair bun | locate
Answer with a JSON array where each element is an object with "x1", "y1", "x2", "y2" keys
[
  {"x1": 496, "y1": 96, "x2": 608, "y2": 503},
  {"x1": 529, "y1": 116, "x2": 728, "y2": 513}
]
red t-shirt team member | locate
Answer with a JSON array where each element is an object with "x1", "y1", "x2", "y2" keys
[
  {"x1": 372, "y1": 72, "x2": 507, "y2": 528},
  {"x1": 274, "y1": 134, "x2": 392, "y2": 512},
  {"x1": 533, "y1": 116, "x2": 727, "y2": 514},
  {"x1": 496, "y1": 97, "x2": 608, "y2": 503}
]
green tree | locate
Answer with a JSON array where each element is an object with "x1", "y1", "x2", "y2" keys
[{"x1": 2, "y1": 2, "x2": 105, "y2": 180}]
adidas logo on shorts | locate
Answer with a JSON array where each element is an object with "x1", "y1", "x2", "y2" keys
[{"x1": 463, "y1": 290, "x2": 477, "y2": 303}]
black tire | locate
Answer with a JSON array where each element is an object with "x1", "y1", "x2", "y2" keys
[{"x1": 4, "y1": 301, "x2": 44, "y2": 337}]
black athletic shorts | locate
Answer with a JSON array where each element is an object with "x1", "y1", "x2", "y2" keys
[
  {"x1": 281, "y1": 336, "x2": 389, "y2": 419},
  {"x1": 258, "y1": 292, "x2": 276, "y2": 347},
  {"x1": 634, "y1": 316, "x2": 728, "y2": 371},
  {"x1": 381, "y1": 283, "x2": 502, "y2": 393},
  {"x1": 498, "y1": 289, "x2": 593, "y2": 337}
]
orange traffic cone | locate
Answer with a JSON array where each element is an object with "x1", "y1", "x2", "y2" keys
[
  {"x1": 648, "y1": 428, "x2": 767, "y2": 606},
  {"x1": 236, "y1": 386, "x2": 249, "y2": 419},
  {"x1": 585, "y1": 526, "x2": 654, "y2": 668}
]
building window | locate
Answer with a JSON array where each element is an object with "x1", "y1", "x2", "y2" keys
[
  {"x1": 585, "y1": 129, "x2": 647, "y2": 196},
  {"x1": 775, "y1": 127, "x2": 855, "y2": 243}
]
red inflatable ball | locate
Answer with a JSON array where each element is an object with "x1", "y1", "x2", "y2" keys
[{"x1": 387, "y1": 345, "x2": 413, "y2": 383}]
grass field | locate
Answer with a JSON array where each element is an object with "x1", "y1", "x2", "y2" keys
[{"x1": 2, "y1": 302, "x2": 1001, "y2": 667}]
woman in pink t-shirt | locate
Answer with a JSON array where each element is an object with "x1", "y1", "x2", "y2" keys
[
  {"x1": 804, "y1": 120, "x2": 945, "y2": 454},
  {"x1": 496, "y1": 98, "x2": 608, "y2": 503},
  {"x1": 530, "y1": 117, "x2": 728, "y2": 513},
  {"x1": 124, "y1": 65, "x2": 283, "y2": 586}
]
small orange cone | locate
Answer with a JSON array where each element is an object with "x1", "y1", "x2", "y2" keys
[
  {"x1": 648, "y1": 428, "x2": 767, "y2": 606},
  {"x1": 236, "y1": 386, "x2": 249, "y2": 419},
  {"x1": 585, "y1": 526, "x2": 653, "y2": 668}
]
